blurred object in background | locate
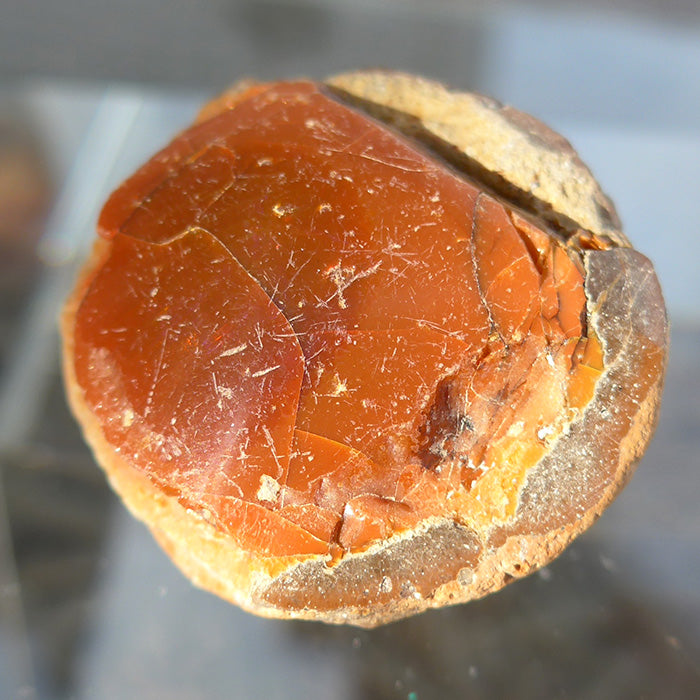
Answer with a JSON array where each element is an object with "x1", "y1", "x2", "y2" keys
[
  {"x1": 0, "y1": 106, "x2": 50, "y2": 248},
  {"x1": 0, "y1": 100, "x2": 52, "y2": 368}
]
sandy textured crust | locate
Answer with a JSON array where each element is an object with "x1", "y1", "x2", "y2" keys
[
  {"x1": 327, "y1": 70, "x2": 629, "y2": 248},
  {"x1": 61, "y1": 70, "x2": 669, "y2": 627}
]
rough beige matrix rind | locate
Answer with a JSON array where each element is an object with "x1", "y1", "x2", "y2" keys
[{"x1": 62, "y1": 71, "x2": 668, "y2": 627}]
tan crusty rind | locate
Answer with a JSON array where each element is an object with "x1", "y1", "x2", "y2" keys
[
  {"x1": 326, "y1": 70, "x2": 628, "y2": 247},
  {"x1": 61, "y1": 70, "x2": 669, "y2": 627}
]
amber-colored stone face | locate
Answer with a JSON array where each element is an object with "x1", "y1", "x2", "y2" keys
[{"x1": 73, "y1": 81, "x2": 603, "y2": 559}]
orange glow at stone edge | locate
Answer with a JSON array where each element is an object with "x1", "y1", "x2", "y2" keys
[{"x1": 74, "y1": 81, "x2": 602, "y2": 558}]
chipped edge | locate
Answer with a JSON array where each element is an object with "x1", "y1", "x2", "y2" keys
[{"x1": 325, "y1": 70, "x2": 629, "y2": 248}]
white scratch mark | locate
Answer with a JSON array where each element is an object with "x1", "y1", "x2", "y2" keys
[
  {"x1": 219, "y1": 343, "x2": 248, "y2": 358},
  {"x1": 261, "y1": 425, "x2": 283, "y2": 477},
  {"x1": 144, "y1": 328, "x2": 171, "y2": 417},
  {"x1": 252, "y1": 365, "x2": 280, "y2": 378},
  {"x1": 324, "y1": 260, "x2": 381, "y2": 309}
]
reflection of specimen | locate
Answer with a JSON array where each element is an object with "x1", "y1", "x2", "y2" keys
[{"x1": 62, "y1": 71, "x2": 668, "y2": 626}]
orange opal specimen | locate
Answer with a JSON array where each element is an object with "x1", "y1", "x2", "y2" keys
[{"x1": 72, "y1": 81, "x2": 601, "y2": 558}]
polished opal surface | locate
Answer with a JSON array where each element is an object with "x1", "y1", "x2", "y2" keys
[{"x1": 72, "y1": 82, "x2": 602, "y2": 559}]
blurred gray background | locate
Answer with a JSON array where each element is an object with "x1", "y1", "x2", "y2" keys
[
  {"x1": 1, "y1": 1, "x2": 699, "y2": 699},
  {"x1": 2, "y1": 0, "x2": 700, "y2": 87}
]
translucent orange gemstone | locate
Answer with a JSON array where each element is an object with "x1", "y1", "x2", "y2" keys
[{"x1": 73, "y1": 81, "x2": 601, "y2": 557}]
